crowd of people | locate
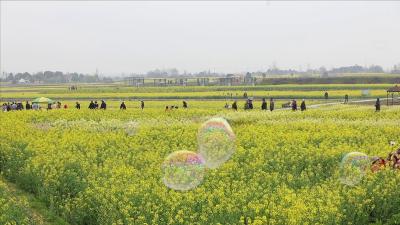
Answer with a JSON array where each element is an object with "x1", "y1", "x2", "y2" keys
[
  {"x1": 88, "y1": 100, "x2": 107, "y2": 110},
  {"x1": 0, "y1": 92, "x2": 387, "y2": 113},
  {"x1": 2, "y1": 102, "x2": 27, "y2": 111},
  {"x1": 1, "y1": 101, "x2": 56, "y2": 111},
  {"x1": 2, "y1": 99, "x2": 187, "y2": 111},
  {"x1": 226, "y1": 98, "x2": 307, "y2": 112},
  {"x1": 87, "y1": 100, "x2": 145, "y2": 110},
  {"x1": 1, "y1": 101, "x2": 74, "y2": 111}
]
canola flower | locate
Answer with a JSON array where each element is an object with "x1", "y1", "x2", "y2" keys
[{"x1": 0, "y1": 105, "x2": 399, "y2": 224}]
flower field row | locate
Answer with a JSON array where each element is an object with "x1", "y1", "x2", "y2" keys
[
  {"x1": 1, "y1": 83, "x2": 396, "y2": 100},
  {"x1": 0, "y1": 83, "x2": 395, "y2": 93},
  {"x1": 0, "y1": 89, "x2": 390, "y2": 100}
]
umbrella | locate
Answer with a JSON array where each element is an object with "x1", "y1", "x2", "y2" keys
[{"x1": 32, "y1": 97, "x2": 55, "y2": 104}]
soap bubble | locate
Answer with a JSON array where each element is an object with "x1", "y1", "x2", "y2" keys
[
  {"x1": 198, "y1": 118, "x2": 236, "y2": 169},
  {"x1": 339, "y1": 152, "x2": 370, "y2": 186},
  {"x1": 162, "y1": 150, "x2": 206, "y2": 191}
]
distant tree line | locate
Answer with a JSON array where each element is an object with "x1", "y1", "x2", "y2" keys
[
  {"x1": 143, "y1": 64, "x2": 392, "y2": 78},
  {"x1": 144, "y1": 68, "x2": 221, "y2": 78},
  {"x1": 260, "y1": 76, "x2": 400, "y2": 85},
  {"x1": 2, "y1": 64, "x2": 398, "y2": 84},
  {"x1": 329, "y1": 65, "x2": 384, "y2": 74},
  {"x1": 264, "y1": 64, "x2": 385, "y2": 76},
  {"x1": 1, "y1": 71, "x2": 113, "y2": 84}
]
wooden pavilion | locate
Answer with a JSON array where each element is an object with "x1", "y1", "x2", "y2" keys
[{"x1": 386, "y1": 85, "x2": 400, "y2": 106}]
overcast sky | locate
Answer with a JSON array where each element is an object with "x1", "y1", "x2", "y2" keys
[{"x1": 1, "y1": 1, "x2": 399, "y2": 75}]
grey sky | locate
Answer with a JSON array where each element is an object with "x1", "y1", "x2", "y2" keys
[{"x1": 1, "y1": 1, "x2": 399, "y2": 75}]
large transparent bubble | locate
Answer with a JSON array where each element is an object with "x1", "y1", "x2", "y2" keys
[
  {"x1": 197, "y1": 118, "x2": 236, "y2": 169},
  {"x1": 162, "y1": 150, "x2": 206, "y2": 191},
  {"x1": 339, "y1": 152, "x2": 370, "y2": 186}
]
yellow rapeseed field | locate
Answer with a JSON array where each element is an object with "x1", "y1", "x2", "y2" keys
[{"x1": 0, "y1": 104, "x2": 400, "y2": 224}]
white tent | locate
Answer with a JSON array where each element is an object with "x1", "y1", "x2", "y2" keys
[{"x1": 18, "y1": 78, "x2": 28, "y2": 84}]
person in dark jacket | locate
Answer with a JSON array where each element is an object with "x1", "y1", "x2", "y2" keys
[
  {"x1": 269, "y1": 98, "x2": 275, "y2": 111},
  {"x1": 140, "y1": 100, "x2": 144, "y2": 110},
  {"x1": 300, "y1": 99, "x2": 306, "y2": 111},
  {"x1": 25, "y1": 101, "x2": 31, "y2": 110},
  {"x1": 120, "y1": 101, "x2": 126, "y2": 110},
  {"x1": 375, "y1": 98, "x2": 381, "y2": 112},
  {"x1": 94, "y1": 101, "x2": 99, "y2": 109},
  {"x1": 89, "y1": 101, "x2": 95, "y2": 109},
  {"x1": 17, "y1": 102, "x2": 23, "y2": 110},
  {"x1": 183, "y1": 101, "x2": 188, "y2": 109},
  {"x1": 76, "y1": 102, "x2": 81, "y2": 109},
  {"x1": 291, "y1": 99, "x2": 297, "y2": 111},
  {"x1": 248, "y1": 99, "x2": 253, "y2": 109},
  {"x1": 344, "y1": 94, "x2": 349, "y2": 104},
  {"x1": 261, "y1": 98, "x2": 267, "y2": 110},
  {"x1": 324, "y1": 92, "x2": 329, "y2": 100},
  {"x1": 232, "y1": 101, "x2": 238, "y2": 111},
  {"x1": 100, "y1": 100, "x2": 106, "y2": 110}
]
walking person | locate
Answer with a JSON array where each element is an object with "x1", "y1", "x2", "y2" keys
[
  {"x1": 248, "y1": 99, "x2": 253, "y2": 109},
  {"x1": 261, "y1": 98, "x2": 267, "y2": 110},
  {"x1": 120, "y1": 101, "x2": 127, "y2": 110},
  {"x1": 89, "y1": 101, "x2": 95, "y2": 109},
  {"x1": 375, "y1": 98, "x2": 381, "y2": 112},
  {"x1": 76, "y1": 102, "x2": 81, "y2": 109},
  {"x1": 11, "y1": 102, "x2": 17, "y2": 110},
  {"x1": 232, "y1": 101, "x2": 238, "y2": 111},
  {"x1": 100, "y1": 100, "x2": 106, "y2": 110},
  {"x1": 291, "y1": 99, "x2": 297, "y2": 111},
  {"x1": 25, "y1": 101, "x2": 31, "y2": 110},
  {"x1": 17, "y1": 102, "x2": 24, "y2": 110},
  {"x1": 140, "y1": 100, "x2": 144, "y2": 110},
  {"x1": 32, "y1": 103, "x2": 39, "y2": 110},
  {"x1": 300, "y1": 99, "x2": 306, "y2": 111},
  {"x1": 269, "y1": 98, "x2": 275, "y2": 111},
  {"x1": 344, "y1": 94, "x2": 349, "y2": 104}
]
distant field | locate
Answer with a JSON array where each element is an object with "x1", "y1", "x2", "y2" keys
[{"x1": 1, "y1": 83, "x2": 398, "y2": 101}]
